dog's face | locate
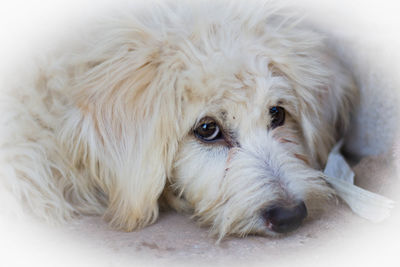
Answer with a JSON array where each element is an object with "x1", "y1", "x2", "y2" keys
[
  {"x1": 62, "y1": 2, "x2": 355, "y2": 239},
  {"x1": 162, "y1": 48, "x2": 335, "y2": 238}
]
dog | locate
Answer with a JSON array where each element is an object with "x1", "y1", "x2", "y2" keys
[{"x1": 0, "y1": 0, "x2": 357, "y2": 240}]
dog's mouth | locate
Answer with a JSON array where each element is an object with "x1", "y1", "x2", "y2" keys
[{"x1": 262, "y1": 201, "x2": 308, "y2": 234}]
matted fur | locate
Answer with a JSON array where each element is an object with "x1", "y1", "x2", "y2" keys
[{"x1": 0, "y1": 0, "x2": 357, "y2": 239}]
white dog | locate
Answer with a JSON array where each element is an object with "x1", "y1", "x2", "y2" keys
[{"x1": 0, "y1": 0, "x2": 357, "y2": 240}]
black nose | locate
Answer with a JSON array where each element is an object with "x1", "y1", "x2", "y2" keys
[{"x1": 263, "y1": 201, "x2": 307, "y2": 234}]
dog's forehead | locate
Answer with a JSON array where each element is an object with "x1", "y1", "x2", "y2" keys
[
  {"x1": 179, "y1": 49, "x2": 277, "y2": 97},
  {"x1": 181, "y1": 58, "x2": 292, "y2": 119}
]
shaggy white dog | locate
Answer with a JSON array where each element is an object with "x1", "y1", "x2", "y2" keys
[{"x1": 0, "y1": 0, "x2": 357, "y2": 240}]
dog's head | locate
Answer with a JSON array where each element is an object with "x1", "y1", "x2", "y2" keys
[{"x1": 61, "y1": 1, "x2": 356, "y2": 239}]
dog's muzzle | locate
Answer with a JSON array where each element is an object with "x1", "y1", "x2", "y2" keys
[{"x1": 262, "y1": 201, "x2": 307, "y2": 233}]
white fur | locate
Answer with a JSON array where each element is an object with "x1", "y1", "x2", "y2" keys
[{"x1": 0, "y1": 0, "x2": 357, "y2": 239}]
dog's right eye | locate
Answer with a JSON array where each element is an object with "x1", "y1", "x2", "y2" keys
[
  {"x1": 194, "y1": 119, "x2": 223, "y2": 142},
  {"x1": 270, "y1": 106, "x2": 285, "y2": 129}
]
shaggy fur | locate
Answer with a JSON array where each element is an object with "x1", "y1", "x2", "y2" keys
[{"x1": 0, "y1": 0, "x2": 357, "y2": 239}]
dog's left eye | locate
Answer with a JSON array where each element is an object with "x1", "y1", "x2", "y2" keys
[{"x1": 194, "y1": 119, "x2": 223, "y2": 142}]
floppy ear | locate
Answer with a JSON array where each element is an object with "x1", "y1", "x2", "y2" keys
[
  {"x1": 59, "y1": 25, "x2": 182, "y2": 231},
  {"x1": 269, "y1": 31, "x2": 357, "y2": 167}
]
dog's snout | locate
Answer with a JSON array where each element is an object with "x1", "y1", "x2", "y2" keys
[{"x1": 263, "y1": 201, "x2": 307, "y2": 234}]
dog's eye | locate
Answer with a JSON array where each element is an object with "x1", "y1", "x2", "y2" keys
[
  {"x1": 194, "y1": 119, "x2": 222, "y2": 142},
  {"x1": 270, "y1": 106, "x2": 285, "y2": 128}
]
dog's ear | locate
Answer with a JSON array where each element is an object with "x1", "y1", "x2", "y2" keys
[
  {"x1": 59, "y1": 25, "x2": 182, "y2": 231},
  {"x1": 269, "y1": 36, "x2": 356, "y2": 167}
]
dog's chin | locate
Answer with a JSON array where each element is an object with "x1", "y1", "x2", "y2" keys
[{"x1": 165, "y1": 193, "x2": 311, "y2": 239}]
